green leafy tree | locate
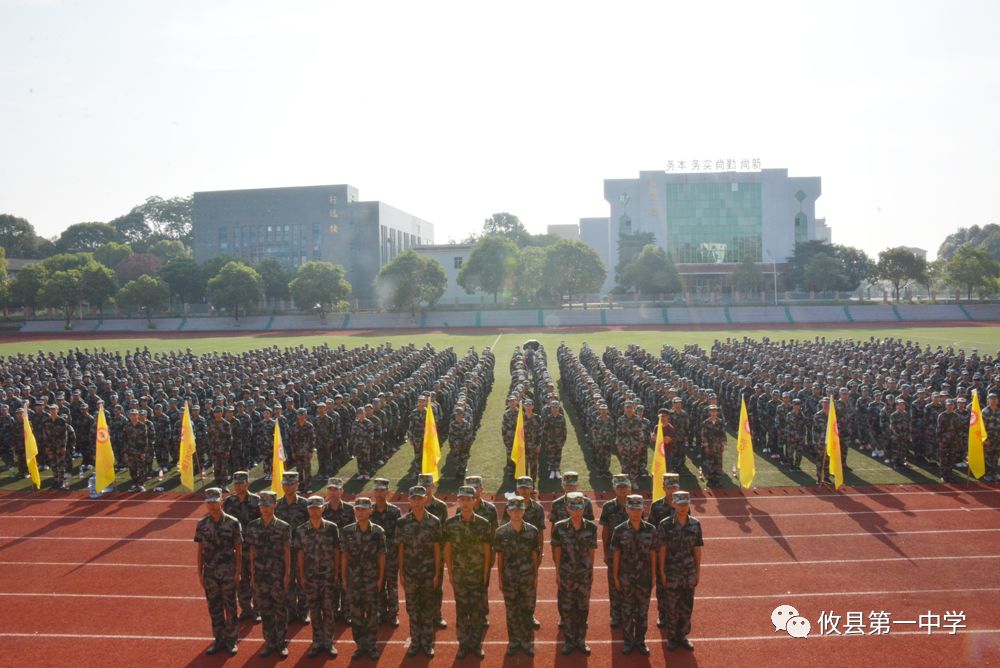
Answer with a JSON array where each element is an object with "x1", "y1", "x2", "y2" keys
[
  {"x1": 94, "y1": 242, "x2": 133, "y2": 270},
  {"x1": 376, "y1": 251, "x2": 447, "y2": 314},
  {"x1": 289, "y1": 261, "x2": 352, "y2": 316},
  {"x1": 257, "y1": 258, "x2": 293, "y2": 302},
  {"x1": 0, "y1": 247, "x2": 8, "y2": 314},
  {"x1": 37, "y1": 269, "x2": 82, "y2": 326},
  {"x1": 116, "y1": 275, "x2": 170, "y2": 324},
  {"x1": 541, "y1": 240, "x2": 606, "y2": 305},
  {"x1": 512, "y1": 246, "x2": 547, "y2": 305},
  {"x1": 148, "y1": 239, "x2": 191, "y2": 263},
  {"x1": 206, "y1": 261, "x2": 264, "y2": 320},
  {"x1": 42, "y1": 252, "x2": 93, "y2": 274},
  {"x1": 876, "y1": 247, "x2": 928, "y2": 300},
  {"x1": 160, "y1": 257, "x2": 205, "y2": 304},
  {"x1": 937, "y1": 224, "x2": 1000, "y2": 263},
  {"x1": 836, "y1": 245, "x2": 876, "y2": 291},
  {"x1": 199, "y1": 254, "x2": 235, "y2": 288},
  {"x1": 115, "y1": 252, "x2": 162, "y2": 283},
  {"x1": 55, "y1": 222, "x2": 121, "y2": 252},
  {"x1": 946, "y1": 245, "x2": 1000, "y2": 299},
  {"x1": 457, "y1": 236, "x2": 519, "y2": 304},
  {"x1": 9, "y1": 263, "x2": 47, "y2": 311},
  {"x1": 78, "y1": 262, "x2": 119, "y2": 314},
  {"x1": 728, "y1": 256, "x2": 766, "y2": 294},
  {"x1": 620, "y1": 244, "x2": 682, "y2": 298},
  {"x1": 802, "y1": 252, "x2": 845, "y2": 293},
  {"x1": 137, "y1": 195, "x2": 193, "y2": 242},
  {"x1": 615, "y1": 231, "x2": 656, "y2": 287},
  {"x1": 109, "y1": 209, "x2": 150, "y2": 245},
  {"x1": 482, "y1": 213, "x2": 528, "y2": 244},
  {"x1": 0, "y1": 214, "x2": 49, "y2": 258}
]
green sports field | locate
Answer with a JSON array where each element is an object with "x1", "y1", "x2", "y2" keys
[{"x1": 2, "y1": 325, "x2": 996, "y2": 495}]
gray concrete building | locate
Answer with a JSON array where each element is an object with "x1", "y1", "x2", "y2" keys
[
  {"x1": 412, "y1": 243, "x2": 480, "y2": 305},
  {"x1": 192, "y1": 184, "x2": 433, "y2": 305}
]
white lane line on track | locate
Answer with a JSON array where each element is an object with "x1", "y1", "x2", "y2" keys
[
  {"x1": 2, "y1": 587, "x2": 998, "y2": 604},
  {"x1": 0, "y1": 630, "x2": 996, "y2": 644},
  {"x1": 490, "y1": 333, "x2": 502, "y2": 349}
]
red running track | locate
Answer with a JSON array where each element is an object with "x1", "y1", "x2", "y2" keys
[{"x1": 0, "y1": 484, "x2": 998, "y2": 668}]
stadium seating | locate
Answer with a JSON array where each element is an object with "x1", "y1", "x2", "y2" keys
[
  {"x1": 962, "y1": 303, "x2": 1000, "y2": 321},
  {"x1": 662, "y1": 307, "x2": 729, "y2": 325},
  {"x1": 787, "y1": 305, "x2": 849, "y2": 323},
  {"x1": 541, "y1": 309, "x2": 602, "y2": 327},
  {"x1": 728, "y1": 306, "x2": 789, "y2": 324},
  {"x1": 846, "y1": 305, "x2": 899, "y2": 322},
  {"x1": 422, "y1": 311, "x2": 477, "y2": 328},
  {"x1": 894, "y1": 304, "x2": 967, "y2": 321}
]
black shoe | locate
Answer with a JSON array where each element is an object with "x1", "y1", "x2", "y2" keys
[
  {"x1": 422, "y1": 644, "x2": 434, "y2": 658},
  {"x1": 228, "y1": 644, "x2": 238, "y2": 656},
  {"x1": 278, "y1": 646, "x2": 289, "y2": 658},
  {"x1": 473, "y1": 647, "x2": 484, "y2": 658},
  {"x1": 457, "y1": 647, "x2": 468, "y2": 660},
  {"x1": 656, "y1": 616, "x2": 666, "y2": 628},
  {"x1": 352, "y1": 649, "x2": 366, "y2": 660},
  {"x1": 259, "y1": 646, "x2": 274, "y2": 658},
  {"x1": 506, "y1": 646, "x2": 518, "y2": 657},
  {"x1": 368, "y1": 648, "x2": 379, "y2": 660},
  {"x1": 307, "y1": 646, "x2": 322, "y2": 658},
  {"x1": 558, "y1": 620, "x2": 565, "y2": 629},
  {"x1": 523, "y1": 646, "x2": 534, "y2": 657},
  {"x1": 407, "y1": 645, "x2": 420, "y2": 658},
  {"x1": 621, "y1": 643, "x2": 633, "y2": 655},
  {"x1": 666, "y1": 639, "x2": 679, "y2": 651},
  {"x1": 386, "y1": 616, "x2": 399, "y2": 628},
  {"x1": 205, "y1": 643, "x2": 220, "y2": 656},
  {"x1": 328, "y1": 645, "x2": 338, "y2": 658},
  {"x1": 301, "y1": 614, "x2": 311, "y2": 625},
  {"x1": 254, "y1": 612, "x2": 262, "y2": 623},
  {"x1": 561, "y1": 643, "x2": 575, "y2": 655},
  {"x1": 532, "y1": 617, "x2": 540, "y2": 630},
  {"x1": 435, "y1": 618, "x2": 448, "y2": 629},
  {"x1": 637, "y1": 644, "x2": 650, "y2": 656},
  {"x1": 578, "y1": 643, "x2": 591, "y2": 655},
  {"x1": 680, "y1": 636, "x2": 695, "y2": 651}
]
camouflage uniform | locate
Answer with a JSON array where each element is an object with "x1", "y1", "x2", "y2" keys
[
  {"x1": 551, "y1": 517, "x2": 598, "y2": 648},
  {"x1": 783, "y1": 409, "x2": 809, "y2": 466},
  {"x1": 522, "y1": 411, "x2": 543, "y2": 482},
  {"x1": 445, "y1": 513, "x2": 491, "y2": 651},
  {"x1": 658, "y1": 513, "x2": 703, "y2": 643},
  {"x1": 983, "y1": 403, "x2": 1000, "y2": 479},
  {"x1": 700, "y1": 418, "x2": 727, "y2": 484},
  {"x1": 341, "y1": 521, "x2": 387, "y2": 652},
  {"x1": 611, "y1": 519, "x2": 657, "y2": 649},
  {"x1": 294, "y1": 519, "x2": 340, "y2": 649},
  {"x1": 287, "y1": 419, "x2": 316, "y2": 486},
  {"x1": 396, "y1": 511, "x2": 442, "y2": 649},
  {"x1": 370, "y1": 500, "x2": 402, "y2": 622},
  {"x1": 494, "y1": 521, "x2": 540, "y2": 651},
  {"x1": 349, "y1": 418, "x2": 376, "y2": 477},
  {"x1": 937, "y1": 408, "x2": 965, "y2": 477},
  {"x1": 649, "y1": 497, "x2": 675, "y2": 624},
  {"x1": 550, "y1": 494, "x2": 594, "y2": 525},
  {"x1": 206, "y1": 417, "x2": 233, "y2": 488},
  {"x1": 40, "y1": 413, "x2": 71, "y2": 488},
  {"x1": 194, "y1": 512, "x2": 243, "y2": 648},
  {"x1": 222, "y1": 491, "x2": 261, "y2": 617},
  {"x1": 500, "y1": 406, "x2": 518, "y2": 476},
  {"x1": 322, "y1": 499, "x2": 355, "y2": 620},
  {"x1": 407, "y1": 406, "x2": 426, "y2": 467},
  {"x1": 448, "y1": 416, "x2": 475, "y2": 477},
  {"x1": 668, "y1": 407, "x2": 691, "y2": 472},
  {"x1": 542, "y1": 408, "x2": 567, "y2": 474},
  {"x1": 888, "y1": 407, "x2": 912, "y2": 467},
  {"x1": 313, "y1": 412, "x2": 338, "y2": 478},
  {"x1": 246, "y1": 516, "x2": 290, "y2": 649},
  {"x1": 591, "y1": 413, "x2": 616, "y2": 476},
  {"x1": 599, "y1": 498, "x2": 629, "y2": 625},
  {"x1": 274, "y1": 494, "x2": 309, "y2": 621},
  {"x1": 615, "y1": 414, "x2": 646, "y2": 481},
  {"x1": 426, "y1": 495, "x2": 450, "y2": 624},
  {"x1": 122, "y1": 420, "x2": 149, "y2": 489}
]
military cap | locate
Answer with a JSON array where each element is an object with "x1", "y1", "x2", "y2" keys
[
  {"x1": 626, "y1": 494, "x2": 644, "y2": 510},
  {"x1": 566, "y1": 492, "x2": 586, "y2": 510},
  {"x1": 946, "y1": 398, "x2": 956, "y2": 405},
  {"x1": 454, "y1": 405, "x2": 465, "y2": 413},
  {"x1": 306, "y1": 495, "x2": 326, "y2": 509},
  {"x1": 258, "y1": 491, "x2": 277, "y2": 507},
  {"x1": 657, "y1": 407, "x2": 670, "y2": 416},
  {"x1": 599, "y1": 403, "x2": 608, "y2": 410},
  {"x1": 127, "y1": 408, "x2": 138, "y2": 415},
  {"x1": 372, "y1": 477, "x2": 389, "y2": 490},
  {"x1": 957, "y1": 397, "x2": 967, "y2": 403},
  {"x1": 212, "y1": 406, "x2": 223, "y2": 413},
  {"x1": 515, "y1": 476, "x2": 534, "y2": 489},
  {"x1": 506, "y1": 495, "x2": 525, "y2": 510},
  {"x1": 707, "y1": 404, "x2": 719, "y2": 410},
  {"x1": 663, "y1": 472, "x2": 680, "y2": 488},
  {"x1": 326, "y1": 477, "x2": 344, "y2": 489},
  {"x1": 523, "y1": 399, "x2": 533, "y2": 406},
  {"x1": 464, "y1": 475, "x2": 483, "y2": 489},
  {"x1": 296, "y1": 407, "x2": 307, "y2": 416},
  {"x1": 895, "y1": 397, "x2": 905, "y2": 404},
  {"x1": 672, "y1": 490, "x2": 691, "y2": 506},
  {"x1": 457, "y1": 485, "x2": 476, "y2": 498},
  {"x1": 281, "y1": 471, "x2": 299, "y2": 485},
  {"x1": 408, "y1": 485, "x2": 427, "y2": 497},
  {"x1": 232, "y1": 471, "x2": 249, "y2": 484},
  {"x1": 562, "y1": 471, "x2": 579, "y2": 485},
  {"x1": 612, "y1": 473, "x2": 631, "y2": 488},
  {"x1": 204, "y1": 487, "x2": 223, "y2": 503},
  {"x1": 672, "y1": 397, "x2": 683, "y2": 403},
  {"x1": 354, "y1": 497, "x2": 372, "y2": 509}
]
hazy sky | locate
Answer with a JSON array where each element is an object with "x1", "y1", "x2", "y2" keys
[{"x1": 2, "y1": 0, "x2": 998, "y2": 260}]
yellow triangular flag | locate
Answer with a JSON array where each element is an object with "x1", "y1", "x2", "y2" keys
[
  {"x1": 94, "y1": 407, "x2": 115, "y2": 492},
  {"x1": 737, "y1": 396, "x2": 756, "y2": 489},
  {"x1": 968, "y1": 389, "x2": 987, "y2": 479},
  {"x1": 421, "y1": 402, "x2": 441, "y2": 483},
  {"x1": 271, "y1": 419, "x2": 286, "y2": 495},
  {"x1": 826, "y1": 395, "x2": 844, "y2": 489},
  {"x1": 651, "y1": 421, "x2": 668, "y2": 500},
  {"x1": 22, "y1": 410, "x2": 41, "y2": 491},
  {"x1": 511, "y1": 402, "x2": 526, "y2": 479},
  {"x1": 178, "y1": 402, "x2": 197, "y2": 492}
]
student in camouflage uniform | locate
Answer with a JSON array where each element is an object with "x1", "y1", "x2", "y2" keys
[
  {"x1": 668, "y1": 397, "x2": 691, "y2": 472},
  {"x1": 397, "y1": 485, "x2": 442, "y2": 658},
  {"x1": 274, "y1": 471, "x2": 309, "y2": 623},
  {"x1": 418, "y1": 472, "x2": 450, "y2": 629},
  {"x1": 591, "y1": 403, "x2": 616, "y2": 477},
  {"x1": 40, "y1": 403, "x2": 71, "y2": 490},
  {"x1": 350, "y1": 407, "x2": 376, "y2": 480},
  {"x1": 407, "y1": 395, "x2": 428, "y2": 470},
  {"x1": 194, "y1": 487, "x2": 243, "y2": 656},
  {"x1": 122, "y1": 408, "x2": 149, "y2": 492},
  {"x1": 659, "y1": 490, "x2": 703, "y2": 652},
  {"x1": 521, "y1": 400, "x2": 543, "y2": 482},
  {"x1": 287, "y1": 408, "x2": 316, "y2": 487},
  {"x1": 206, "y1": 406, "x2": 233, "y2": 490},
  {"x1": 500, "y1": 396, "x2": 519, "y2": 478},
  {"x1": 231, "y1": 402, "x2": 253, "y2": 471},
  {"x1": 600, "y1": 474, "x2": 633, "y2": 627},
  {"x1": 551, "y1": 492, "x2": 598, "y2": 655},
  {"x1": 313, "y1": 403, "x2": 338, "y2": 478},
  {"x1": 370, "y1": 477, "x2": 401, "y2": 627},
  {"x1": 222, "y1": 471, "x2": 260, "y2": 622},
  {"x1": 295, "y1": 495, "x2": 340, "y2": 659},
  {"x1": 549, "y1": 471, "x2": 594, "y2": 525},
  {"x1": 650, "y1": 472, "x2": 680, "y2": 627},
  {"x1": 542, "y1": 400, "x2": 567, "y2": 480},
  {"x1": 322, "y1": 477, "x2": 354, "y2": 623},
  {"x1": 611, "y1": 494, "x2": 657, "y2": 656},
  {"x1": 151, "y1": 403, "x2": 172, "y2": 472},
  {"x1": 464, "y1": 475, "x2": 498, "y2": 624},
  {"x1": 495, "y1": 495, "x2": 540, "y2": 657},
  {"x1": 246, "y1": 491, "x2": 291, "y2": 658},
  {"x1": 616, "y1": 401, "x2": 646, "y2": 484},
  {"x1": 445, "y1": 486, "x2": 491, "y2": 659},
  {"x1": 700, "y1": 405, "x2": 726, "y2": 486},
  {"x1": 937, "y1": 398, "x2": 965, "y2": 481},
  {"x1": 340, "y1": 497, "x2": 386, "y2": 661},
  {"x1": 814, "y1": 398, "x2": 832, "y2": 486},
  {"x1": 982, "y1": 393, "x2": 1000, "y2": 482},
  {"x1": 782, "y1": 399, "x2": 809, "y2": 467},
  {"x1": 887, "y1": 398, "x2": 912, "y2": 468},
  {"x1": 500, "y1": 475, "x2": 545, "y2": 636},
  {"x1": 447, "y1": 405, "x2": 475, "y2": 479}
]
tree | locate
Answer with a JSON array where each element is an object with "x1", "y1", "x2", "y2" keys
[
  {"x1": 136, "y1": 195, "x2": 193, "y2": 243},
  {"x1": 937, "y1": 223, "x2": 1000, "y2": 263},
  {"x1": 55, "y1": 222, "x2": 120, "y2": 252},
  {"x1": 0, "y1": 214, "x2": 49, "y2": 258},
  {"x1": 257, "y1": 258, "x2": 292, "y2": 302},
  {"x1": 288, "y1": 261, "x2": 352, "y2": 316},
  {"x1": 160, "y1": 257, "x2": 205, "y2": 304},
  {"x1": 37, "y1": 269, "x2": 82, "y2": 326},
  {"x1": 148, "y1": 239, "x2": 191, "y2": 264},
  {"x1": 116, "y1": 275, "x2": 170, "y2": 324},
  {"x1": 541, "y1": 240, "x2": 606, "y2": 305},
  {"x1": 836, "y1": 245, "x2": 876, "y2": 291},
  {"x1": 42, "y1": 252, "x2": 93, "y2": 274},
  {"x1": 0, "y1": 247, "x2": 8, "y2": 314},
  {"x1": 94, "y1": 242, "x2": 133, "y2": 270},
  {"x1": 620, "y1": 244, "x2": 682, "y2": 298},
  {"x1": 802, "y1": 252, "x2": 845, "y2": 293},
  {"x1": 109, "y1": 209, "x2": 150, "y2": 245},
  {"x1": 115, "y1": 253, "x2": 162, "y2": 283},
  {"x1": 876, "y1": 247, "x2": 928, "y2": 300},
  {"x1": 945, "y1": 245, "x2": 1000, "y2": 299},
  {"x1": 206, "y1": 261, "x2": 263, "y2": 320},
  {"x1": 482, "y1": 213, "x2": 528, "y2": 244},
  {"x1": 512, "y1": 246, "x2": 547, "y2": 305},
  {"x1": 8, "y1": 263, "x2": 47, "y2": 311},
  {"x1": 457, "y1": 236, "x2": 519, "y2": 304},
  {"x1": 615, "y1": 231, "x2": 656, "y2": 287},
  {"x1": 728, "y1": 256, "x2": 766, "y2": 295},
  {"x1": 376, "y1": 251, "x2": 447, "y2": 314},
  {"x1": 78, "y1": 262, "x2": 119, "y2": 314},
  {"x1": 199, "y1": 254, "x2": 235, "y2": 288}
]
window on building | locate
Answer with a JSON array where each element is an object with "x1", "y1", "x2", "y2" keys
[
  {"x1": 328, "y1": 195, "x2": 337, "y2": 205},
  {"x1": 329, "y1": 224, "x2": 338, "y2": 234},
  {"x1": 219, "y1": 227, "x2": 228, "y2": 250},
  {"x1": 454, "y1": 257, "x2": 463, "y2": 269}
]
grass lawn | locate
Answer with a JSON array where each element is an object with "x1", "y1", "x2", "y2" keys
[{"x1": 2, "y1": 325, "x2": 996, "y2": 496}]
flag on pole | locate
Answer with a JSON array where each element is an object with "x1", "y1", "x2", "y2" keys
[
  {"x1": 178, "y1": 402, "x2": 197, "y2": 492},
  {"x1": 22, "y1": 409, "x2": 41, "y2": 490},
  {"x1": 511, "y1": 402, "x2": 526, "y2": 478},
  {"x1": 421, "y1": 402, "x2": 441, "y2": 483},
  {"x1": 94, "y1": 407, "x2": 115, "y2": 492},
  {"x1": 968, "y1": 389, "x2": 987, "y2": 479},
  {"x1": 736, "y1": 396, "x2": 756, "y2": 489},
  {"x1": 651, "y1": 421, "x2": 668, "y2": 500},
  {"x1": 826, "y1": 396, "x2": 844, "y2": 489},
  {"x1": 271, "y1": 419, "x2": 287, "y2": 495}
]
